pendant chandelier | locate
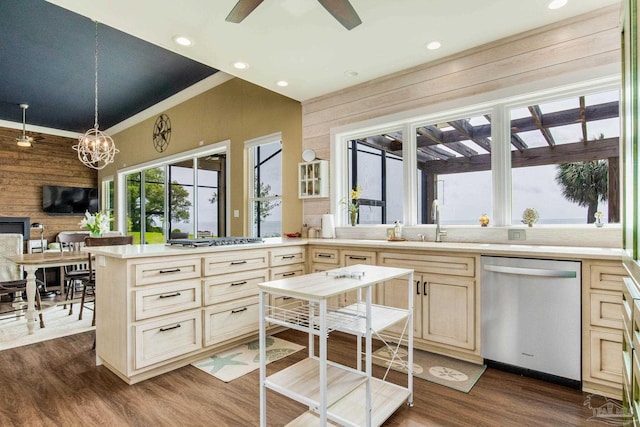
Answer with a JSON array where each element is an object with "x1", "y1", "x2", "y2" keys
[{"x1": 73, "y1": 21, "x2": 118, "y2": 170}]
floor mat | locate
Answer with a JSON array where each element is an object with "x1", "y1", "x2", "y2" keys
[
  {"x1": 192, "y1": 336, "x2": 304, "y2": 382},
  {"x1": 372, "y1": 345, "x2": 486, "y2": 393}
]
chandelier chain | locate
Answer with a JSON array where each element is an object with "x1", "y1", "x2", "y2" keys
[{"x1": 94, "y1": 21, "x2": 99, "y2": 129}]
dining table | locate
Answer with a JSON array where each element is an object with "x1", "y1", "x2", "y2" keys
[{"x1": 4, "y1": 250, "x2": 89, "y2": 334}]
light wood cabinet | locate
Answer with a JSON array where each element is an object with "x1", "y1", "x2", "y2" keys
[
  {"x1": 379, "y1": 251, "x2": 478, "y2": 359},
  {"x1": 95, "y1": 245, "x2": 306, "y2": 384},
  {"x1": 582, "y1": 260, "x2": 627, "y2": 399},
  {"x1": 298, "y1": 160, "x2": 328, "y2": 198}
]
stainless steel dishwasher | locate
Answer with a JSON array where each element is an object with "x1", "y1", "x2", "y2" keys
[{"x1": 481, "y1": 256, "x2": 581, "y2": 387}]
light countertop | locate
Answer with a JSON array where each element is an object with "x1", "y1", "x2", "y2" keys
[{"x1": 84, "y1": 237, "x2": 624, "y2": 261}]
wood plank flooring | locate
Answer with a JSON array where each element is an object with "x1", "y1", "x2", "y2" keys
[{"x1": 0, "y1": 329, "x2": 612, "y2": 426}]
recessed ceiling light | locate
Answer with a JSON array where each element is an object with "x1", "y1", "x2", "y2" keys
[
  {"x1": 426, "y1": 41, "x2": 441, "y2": 50},
  {"x1": 276, "y1": 80, "x2": 289, "y2": 87},
  {"x1": 233, "y1": 61, "x2": 250, "y2": 70},
  {"x1": 548, "y1": 0, "x2": 568, "y2": 10},
  {"x1": 173, "y1": 35, "x2": 193, "y2": 47},
  {"x1": 344, "y1": 70, "x2": 359, "y2": 78}
]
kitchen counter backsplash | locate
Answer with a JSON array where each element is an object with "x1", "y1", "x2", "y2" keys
[{"x1": 330, "y1": 224, "x2": 621, "y2": 248}]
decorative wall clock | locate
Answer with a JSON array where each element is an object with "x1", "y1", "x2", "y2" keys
[{"x1": 153, "y1": 114, "x2": 171, "y2": 152}]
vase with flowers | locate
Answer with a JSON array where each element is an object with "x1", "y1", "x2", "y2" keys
[
  {"x1": 341, "y1": 185, "x2": 362, "y2": 226},
  {"x1": 79, "y1": 210, "x2": 110, "y2": 237}
]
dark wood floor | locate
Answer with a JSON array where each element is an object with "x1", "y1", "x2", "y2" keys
[{"x1": 0, "y1": 329, "x2": 612, "y2": 427}]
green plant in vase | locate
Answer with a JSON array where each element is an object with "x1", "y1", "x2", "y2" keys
[{"x1": 341, "y1": 185, "x2": 362, "y2": 226}]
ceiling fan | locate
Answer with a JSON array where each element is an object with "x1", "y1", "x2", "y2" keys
[
  {"x1": 15, "y1": 103, "x2": 42, "y2": 147},
  {"x1": 226, "y1": 0, "x2": 362, "y2": 30}
]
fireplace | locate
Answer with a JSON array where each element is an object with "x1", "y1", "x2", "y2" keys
[{"x1": 0, "y1": 217, "x2": 30, "y2": 238}]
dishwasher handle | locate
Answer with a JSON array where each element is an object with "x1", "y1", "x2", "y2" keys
[{"x1": 483, "y1": 264, "x2": 577, "y2": 278}]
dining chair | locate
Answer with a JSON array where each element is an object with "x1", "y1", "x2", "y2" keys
[
  {"x1": 0, "y1": 233, "x2": 45, "y2": 328},
  {"x1": 80, "y1": 236, "x2": 133, "y2": 326},
  {"x1": 56, "y1": 232, "x2": 91, "y2": 315}
]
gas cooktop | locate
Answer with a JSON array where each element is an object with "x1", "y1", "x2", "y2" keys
[{"x1": 167, "y1": 237, "x2": 264, "y2": 247}]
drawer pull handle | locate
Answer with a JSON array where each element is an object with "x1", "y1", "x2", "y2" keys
[
  {"x1": 231, "y1": 260, "x2": 248, "y2": 265},
  {"x1": 231, "y1": 281, "x2": 247, "y2": 286},
  {"x1": 159, "y1": 268, "x2": 181, "y2": 274},
  {"x1": 283, "y1": 297, "x2": 293, "y2": 300},
  {"x1": 159, "y1": 324, "x2": 181, "y2": 332},
  {"x1": 159, "y1": 292, "x2": 181, "y2": 299},
  {"x1": 283, "y1": 272, "x2": 296, "y2": 277},
  {"x1": 282, "y1": 255, "x2": 295, "y2": 259},
  {"x1": 349, "y1": 256, "x2": 367, "y2": 260},
  {"x1": 318, "y1": 254, "x2": 332, "y2": 258},
  {"x1": 232, "y1": 307, "x2": 248, "y2": 314}
]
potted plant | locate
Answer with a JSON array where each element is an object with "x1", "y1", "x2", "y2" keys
[{"x1": 522, "y1": 208, "x2": 539, "y2": 227}]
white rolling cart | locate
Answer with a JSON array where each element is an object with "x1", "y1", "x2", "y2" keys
[{"x1": 258, "y1": 264, "x2": 414, "y2": 426}]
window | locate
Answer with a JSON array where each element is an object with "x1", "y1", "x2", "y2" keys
[
  {"x1": 414, "y1": 115, "x2": 492, "y2": 225},
  {"x1": 347, "y1": 139, "x2": 403, "y2": 224},
  {"x1": 118, "y1": 142, "x2": 228, "y2": 242},
  {"x1": 248, "y1": 136, "x2": 282, "y2": 237},
  {"x1": 101, "y1": 178, "x2": 115, "y2": 230},
  {"x1": 509, "y1": 89, "x2": 619, "y2": 224},
  {"x1": 334, "y1": 81, "x2": 620, "y2": 227}
]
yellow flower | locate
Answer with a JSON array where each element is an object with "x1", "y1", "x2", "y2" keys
[{"x1": 350, "y1": 185, "x2": 362, "y2": 201}]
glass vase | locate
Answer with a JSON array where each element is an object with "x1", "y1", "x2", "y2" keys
[{"x1": 350, "y1": 211, "x2": 358, "y2": 226}]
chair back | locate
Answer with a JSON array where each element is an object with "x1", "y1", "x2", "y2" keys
[
  {"x1": 84, "y1": 236, "x2": 134, "y2": 281},
  {"x1": 0, "y1": 233, "x2": 23, "y2": 282},
  {"x1": 84, "y1": 236, "x2": 134, "y2": 248},
  {"x1": 56, "y1": 232, "x2": 89, "y2": 252}
]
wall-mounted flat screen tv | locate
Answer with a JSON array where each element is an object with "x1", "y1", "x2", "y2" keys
[{"x1": 43, "y1": 185, "x2": 98, "y2": 215}]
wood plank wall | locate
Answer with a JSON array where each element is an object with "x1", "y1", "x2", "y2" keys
[
  {"x1": 300, "y1": 5, "x2": 622, "y2": 227},
  {"x1": 0, "y1": 127, "x2": 97, "y2": 244}
]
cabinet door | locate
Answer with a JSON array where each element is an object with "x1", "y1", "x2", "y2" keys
[
  {"x1": 422, "y1": 274, "x2": 475, "y2": 350},
  {"x1": 382, "y1": 277, "x2": 421, "y2": 337}
]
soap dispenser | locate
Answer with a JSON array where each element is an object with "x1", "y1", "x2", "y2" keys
[{"x1": 394, "y1": 220, "x2": 402, "y2": 239}]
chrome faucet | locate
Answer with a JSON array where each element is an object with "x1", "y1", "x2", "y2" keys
[{"x1": 432, "y1": 199, "x2": 447, "y2": 242}]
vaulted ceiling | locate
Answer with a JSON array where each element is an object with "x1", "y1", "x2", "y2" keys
[{"x1": 0, "y1": 0, "x2": 621, "y2": 136}]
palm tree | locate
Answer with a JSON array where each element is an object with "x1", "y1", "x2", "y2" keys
[{"x1": 555, "y1": 160, "x2": 608, "y2": 223}]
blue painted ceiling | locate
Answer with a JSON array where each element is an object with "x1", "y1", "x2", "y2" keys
[{"x1": 0, "y1": 0, "x2": 218, "y2": 133}]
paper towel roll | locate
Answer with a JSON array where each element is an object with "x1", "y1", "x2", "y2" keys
[{"x1": 321, "y1": 214, "x2": 335, "y2": 238}]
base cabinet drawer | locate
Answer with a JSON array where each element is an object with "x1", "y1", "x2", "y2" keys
[
  {"x1": 203, "y1": 270, "x2": 268, "y2": 305},
  {"x1": 588, "y1": 329, "x2": 623, "y2": 384},
  {"x1": 134, "y1": 280, "x2": 202, "y2": 321},
  {"x1": 590, "y1": 291, "x2": 623, "y2": 330},
  {"x1": 204, "y1": 297, "x2": 259, "y2": 346},
  {"x1": 270, "y1": 264, "x2": 305, "y2": 280},
  {"x1": 309, "y1": 247, "x2": 339, "y2": 265},
  {"x1": 203, "y1": 250, "x2": 268, "y2": 276},
  {"x1": 134, "y1": 310, "x2": 202, "y2": 369},
  {"x1": 270, "y1": 247, "x2": 306, "y2": 267},
  {"x1": 134, "y1": 258, "x2": 201, "y2": 286}
]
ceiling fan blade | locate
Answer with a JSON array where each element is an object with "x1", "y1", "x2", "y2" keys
[
  {"x1": 225, "y1": 0, "x2": 264, "y2": 23},
  {"x1": 317, "y1": 0, "x2": 362, "y2": 30}
]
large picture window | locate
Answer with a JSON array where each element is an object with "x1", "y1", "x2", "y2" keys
[
  {"x1": 336, "y1": 82, "x2": 620, "y2": 227},
  {"x1": 119, "y1": 143, "x2": 228, "y2": 243}
]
